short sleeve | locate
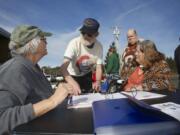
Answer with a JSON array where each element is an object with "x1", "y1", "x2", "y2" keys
[{"x1": 64, "y1": 39, "x2": 76, "y2": 60}]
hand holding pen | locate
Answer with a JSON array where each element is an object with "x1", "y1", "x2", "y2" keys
[{"x1": 50, "y1": 83, "x2": 74, "y2": 107}]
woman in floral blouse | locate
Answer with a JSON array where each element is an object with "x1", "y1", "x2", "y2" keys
[{"x1": 123, "y1": 40, "x2": 174, "y2": 91}]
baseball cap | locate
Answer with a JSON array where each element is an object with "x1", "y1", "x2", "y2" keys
[
  {"x1": 10, "y1": 25, "x2": 52, "y2": 49},
  {"x1": 80, "y1": 18, "x2": 100, "y2": 34}
]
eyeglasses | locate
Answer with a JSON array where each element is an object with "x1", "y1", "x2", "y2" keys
[{"x1": 40, "y1": 38, "x2": 47, "y2": 43}]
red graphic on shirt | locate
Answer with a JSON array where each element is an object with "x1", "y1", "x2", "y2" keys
[{"x1": 76, "y1": 55, "x2": 92, "y2": 73}]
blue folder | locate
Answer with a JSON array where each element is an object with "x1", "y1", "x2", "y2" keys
[{"x1": 92, "y1": 98, "x2": 180, "y2": 135}]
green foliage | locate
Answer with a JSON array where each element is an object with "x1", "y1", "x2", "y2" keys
[
  {"x1": 104, "y1": 42, "x2": 117, "y2": 66},
  {"x1": 42, "y1": 66, "x2": 61, "y2": 76}
]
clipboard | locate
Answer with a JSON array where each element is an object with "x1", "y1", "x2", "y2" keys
[{"x1": 92, "y1": 98, "x2": 180, "y2": 135}]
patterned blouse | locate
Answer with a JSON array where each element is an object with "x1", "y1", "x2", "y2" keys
[
  {"x1": 142, "y1": 60, "x2": 175, "y2": 91},
  {"x1": 121, "y1": 45, "x2": 138, "y2": 79}
]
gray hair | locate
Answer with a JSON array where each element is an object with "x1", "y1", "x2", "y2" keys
[
  {"x1": 127, "y1": 29, "x2": 138, "y2": 36},
  {"x1": 9, "y1": 36, "x2": 41, "y2": 56}
]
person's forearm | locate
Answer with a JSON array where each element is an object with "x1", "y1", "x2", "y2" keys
[
  {"x1": 60, "y1": 59, "x2": 81, "y2": 95},
  {"x1": 96, "y1": 65, "x2": 102, "y2": 81},
  {"x1": 33, "y1": 98, "x2": 56, "y2": 117},
  {"x1": 64, "y1": 74, "x2": 73, "y2": 82},
  {"x1": 60, "y1": 60, "x2": 70, "y2": 77},
  {"x1": 33, "y1": 91, "x2": 67, "y2": 117},
  {"x1": 60, "y1": 60, "x2": 75, "y2": 85},
  {"x1": 60, "y1": 65, "x2": 74, "y2": 85}
]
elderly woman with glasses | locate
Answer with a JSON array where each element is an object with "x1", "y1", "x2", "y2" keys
[
  {"x1": 123, "y1": 40, "x2": 174, "y2": 91},
  {"x1": 0, "y1": 25, "x2": 78, "y2": 134}
]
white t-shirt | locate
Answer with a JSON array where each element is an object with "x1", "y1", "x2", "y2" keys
[{"x1": 64, "y1": 35, "x2": 103, "y2": 76}]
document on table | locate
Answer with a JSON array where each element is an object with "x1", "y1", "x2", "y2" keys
[
  {"x1": 151, "y1": 102, "x2": 180, "y2": 121},
  {"x1": 121, "y1": 91, "x2": 166, "y2": 100},
  {"x1": 67, "y1": 93, "x2": 127, "y2": 109}
]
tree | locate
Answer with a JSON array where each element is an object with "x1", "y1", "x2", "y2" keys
[{"x1": 42, "y1": 66, "x2": 62, "y2": 76}]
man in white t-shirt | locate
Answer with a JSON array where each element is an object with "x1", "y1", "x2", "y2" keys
[{"x1": 61, "y1": 18, "x2": 103, "y2": 93}]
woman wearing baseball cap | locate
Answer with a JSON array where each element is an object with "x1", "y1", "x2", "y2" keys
[{"x1": 0, "y1": 25, "x2": 78, "y2": 134}]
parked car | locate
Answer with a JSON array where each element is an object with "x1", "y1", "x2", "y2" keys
[
  {"x1": 55, "y1": 76, "x2": 64, "y2": 81},
  {"x1": 45, "y1": 75, "x2": 52, "y2": 82}
]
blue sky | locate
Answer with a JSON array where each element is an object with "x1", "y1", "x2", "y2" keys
[{"x1": 0, "y1": 0, "x2": 180, "y2": 67}]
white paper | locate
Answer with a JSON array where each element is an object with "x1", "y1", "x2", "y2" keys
[
  {"x1": 151, "y1": 102, "x2": 180, "y2": 121},
  {"x1": 67, "y1": 93, "x2": 126, "y2": 109},
  {"x1": 121, "y1": 91, "x2": 166, "y2": 100}
]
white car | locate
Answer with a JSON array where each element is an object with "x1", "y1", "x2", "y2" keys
[
  {"x1": 45, "y1": 75, "x2": 52, "y2": 82},
  {"x1": 56, "y1": 76, "x2": 64, "y2": 81}
]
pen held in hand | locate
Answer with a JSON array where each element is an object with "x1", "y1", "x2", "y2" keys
[{"x1": 68, "y1": 96, "x2": 73, "y2": 106}]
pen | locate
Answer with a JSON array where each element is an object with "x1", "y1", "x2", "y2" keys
[{"x1": 68, "y1": 96, "x2": 73, "y2": 105}]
